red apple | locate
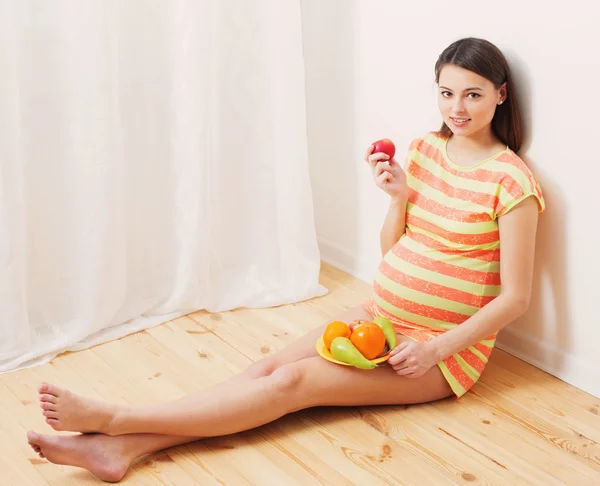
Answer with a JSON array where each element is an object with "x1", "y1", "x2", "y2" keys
[
  {"x1": 372, "y1": 138, "x2": 396, "y2": 160},
  {"x1": 349, "y1": 319, "x2": 367, "y2": 333}
]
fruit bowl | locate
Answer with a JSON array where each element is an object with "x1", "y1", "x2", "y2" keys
[
  {"x1": 316, "y1": 336, "x2": 391, "y2": 366},
  {"x1": 317, "y1": 317, "x2": 397, "y2": 369}
]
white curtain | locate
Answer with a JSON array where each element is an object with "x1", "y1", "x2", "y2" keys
[{"x1": 0, "y1": 0, "x2": 326, "y2": 372}]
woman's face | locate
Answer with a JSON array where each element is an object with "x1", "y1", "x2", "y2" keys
[{"x1": 437, "y1": 64, "x2": 506, "y2": 138}]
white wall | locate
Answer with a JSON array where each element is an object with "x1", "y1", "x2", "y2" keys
[{"x1": 300, "y1": 0, "x2": 600, "y2": 398}]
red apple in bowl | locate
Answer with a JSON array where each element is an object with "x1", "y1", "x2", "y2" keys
[
  {"x1": 372, "y1": 138, "x2": 396, "y2": 160},
  {"x1": 349, "y1": 319, "x2": 368, "y2": 333}
]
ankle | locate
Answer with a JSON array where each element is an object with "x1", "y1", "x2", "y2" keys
[
  {"x1": 105, "y1": 404, "x2": 131, "y2": 436},
  {"x1": 109, "y1": 434, "x2": 136, "y2": 464}
]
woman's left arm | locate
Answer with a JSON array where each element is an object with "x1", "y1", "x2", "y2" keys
[
  {"x1": 390, "y1": 196, "x2": 540, "y2": 377},
  {"x1": 429, "y1": 196, "x2": 541, "y2": 362}
]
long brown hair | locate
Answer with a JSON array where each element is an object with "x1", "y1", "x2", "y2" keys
[{"x1": 434, "y1": 38, "x2": 523, "y2": 153}]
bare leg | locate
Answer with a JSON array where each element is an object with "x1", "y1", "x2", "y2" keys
[
  {"x1": 30, "y1": 305, "x2": 376, "y2": 481},
  {"x1": 29, "y1": 349, "x2": 452, "y2": 482},
  {"x1": 37, "y1": 305, "x2": 374, "y2": 433},
  {"x1": 38, "y1": 340, "x2": 453, "y2": 437},
  {"x1": 27, "y1": 431, "x2": 195, "y2": 483}
]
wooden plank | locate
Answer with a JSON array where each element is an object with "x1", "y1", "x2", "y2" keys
[
  {"x1": 353, "y1": 406, "x2": 505, "y2": 485},
  {"x1": 290, "y1": 407, "x2": 463, "y2": 485}
]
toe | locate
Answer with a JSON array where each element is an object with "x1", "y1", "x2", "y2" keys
[
  {"x1": 39, "y1": 394, "x2": 57, "y2": 404},
  {"x1": 26, "y1": 431, "x2": 40, "y2": 444},
  {"x1": 43, "y1": 410, "x2": 59, "y2": 419},
  {"x1": 41, "y1": 402, "x2": 56, "y2": 411},
  {"x1": 38, "y1": 382, "x2": 61, "y2": 397},
  {"x1": 46, "y1": 418, "x2": 63, "y2": 430}
]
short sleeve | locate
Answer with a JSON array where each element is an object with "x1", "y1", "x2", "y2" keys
[
  {"x1": 494, "y1": 160, "x2": 545, "y2": 219},
  {"x1": 402, "y1": 136, "x2": 425, "y2": 171}
]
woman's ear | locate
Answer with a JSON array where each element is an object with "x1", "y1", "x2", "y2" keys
[{"x1": 499, "y1": 82, "x2": 507, "y2": 103}]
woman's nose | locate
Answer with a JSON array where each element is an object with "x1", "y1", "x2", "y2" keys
[{"x1": 452, "y1": 99, "x2": 466, "y2": 114}]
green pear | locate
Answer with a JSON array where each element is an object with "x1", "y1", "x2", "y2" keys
[
  {"x1": 372, "y1": 316, "x2": 397, "y2": 350},
  {"x1": 330, "y1": 337, "x2": 377, "y2": 370}
]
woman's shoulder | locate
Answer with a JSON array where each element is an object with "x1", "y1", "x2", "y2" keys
[
  {"x1": 406, "y1": 131, "x2": 447, "y2": 153},
  {"x1": 491, "y1": 148, "x2": 540, "y2": 181},
  {"x1": 490, "y1": 149, "x2": 546, "y2": 216}
]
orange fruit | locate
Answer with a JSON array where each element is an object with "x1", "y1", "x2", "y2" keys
[
  {"x1": 350, "y1": 322, "x2": 386, "y2": 359},
  {"x1": 323, "y1": 321, "x2": 351, "y2": 349}
]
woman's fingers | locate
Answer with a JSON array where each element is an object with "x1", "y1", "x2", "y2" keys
[
  {"x1": 368, "y1": 153, "x2": 390, "y2": 166},
  {"x1": 375, "y1": 161, "x2": 393, "y2": 177},
  {"x1": 376, "y1": 172, "x2": 392, "y2": 185}
]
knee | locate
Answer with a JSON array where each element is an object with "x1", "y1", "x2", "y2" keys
[
  {"x1": 243, "y1": 359, "x2": 277, "y2": 379},
  {"x1": 269, "y1": 364, "x2": 305, "y2": 395},
  {"x1": 244, "y1": 360, "x2": 307, "y2": 397}
]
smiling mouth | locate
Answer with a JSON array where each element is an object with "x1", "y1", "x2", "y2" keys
[{"x1": 450, "y1": 117, "x2": 471, "y2": 125}]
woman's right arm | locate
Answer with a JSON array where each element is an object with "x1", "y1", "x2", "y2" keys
[
  {"x1": 380, "y1": 195, "x2": 408, "y2": 256},
  {"x1": 365, "y1": 145, "x2": 409, "y2": 256}
]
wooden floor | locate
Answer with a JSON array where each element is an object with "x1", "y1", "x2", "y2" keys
[{"x1": 1, "y1": 263, "x2": 598, "y2": 485}]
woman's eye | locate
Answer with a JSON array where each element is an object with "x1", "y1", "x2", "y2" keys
[
  {"x1": 441, "y1": 91, "x2": 452, "y2": 97},
  {"x1": 467, "y1": 93, "x2": 481, "y2": 99}
]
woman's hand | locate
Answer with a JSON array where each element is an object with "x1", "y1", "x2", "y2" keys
[
  {"x1": 364, "y1": 144, "x2": 408, "y2": 199},
  {"x1": 388, "y1": 340, "x2": 439, "y2": 378}
]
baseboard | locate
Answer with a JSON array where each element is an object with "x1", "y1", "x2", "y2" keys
[
  {"x1": 496, "y1": 327, "x2": 600, "y2": 398},
  {"x1": 318, "y1": 236, "x2": 600, "y2": 399}
]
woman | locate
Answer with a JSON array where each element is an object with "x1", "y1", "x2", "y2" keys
[{"x1": 26, "y1": 37, "x2": 545, "y2": 482}]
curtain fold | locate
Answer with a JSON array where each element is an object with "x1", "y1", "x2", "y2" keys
[{"x1": 0, "y1": 0, "x2": 326, "y2": 372}]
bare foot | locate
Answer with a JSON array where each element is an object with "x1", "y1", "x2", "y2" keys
[
  {"x1": 38, "y1": 382, "x2": 123, "y2": 434},
  {"x1": 27, "y1": 431, "x2": 130, "y2": 483}
]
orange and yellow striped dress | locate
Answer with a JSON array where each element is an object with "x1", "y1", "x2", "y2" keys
[{"x1": 364, "y1": 131, "x2": 545, "y2": 397}]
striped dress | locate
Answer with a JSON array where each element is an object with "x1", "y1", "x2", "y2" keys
[{"x1": 364, "y1": 131, "x2": 545, "y2": 397}]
